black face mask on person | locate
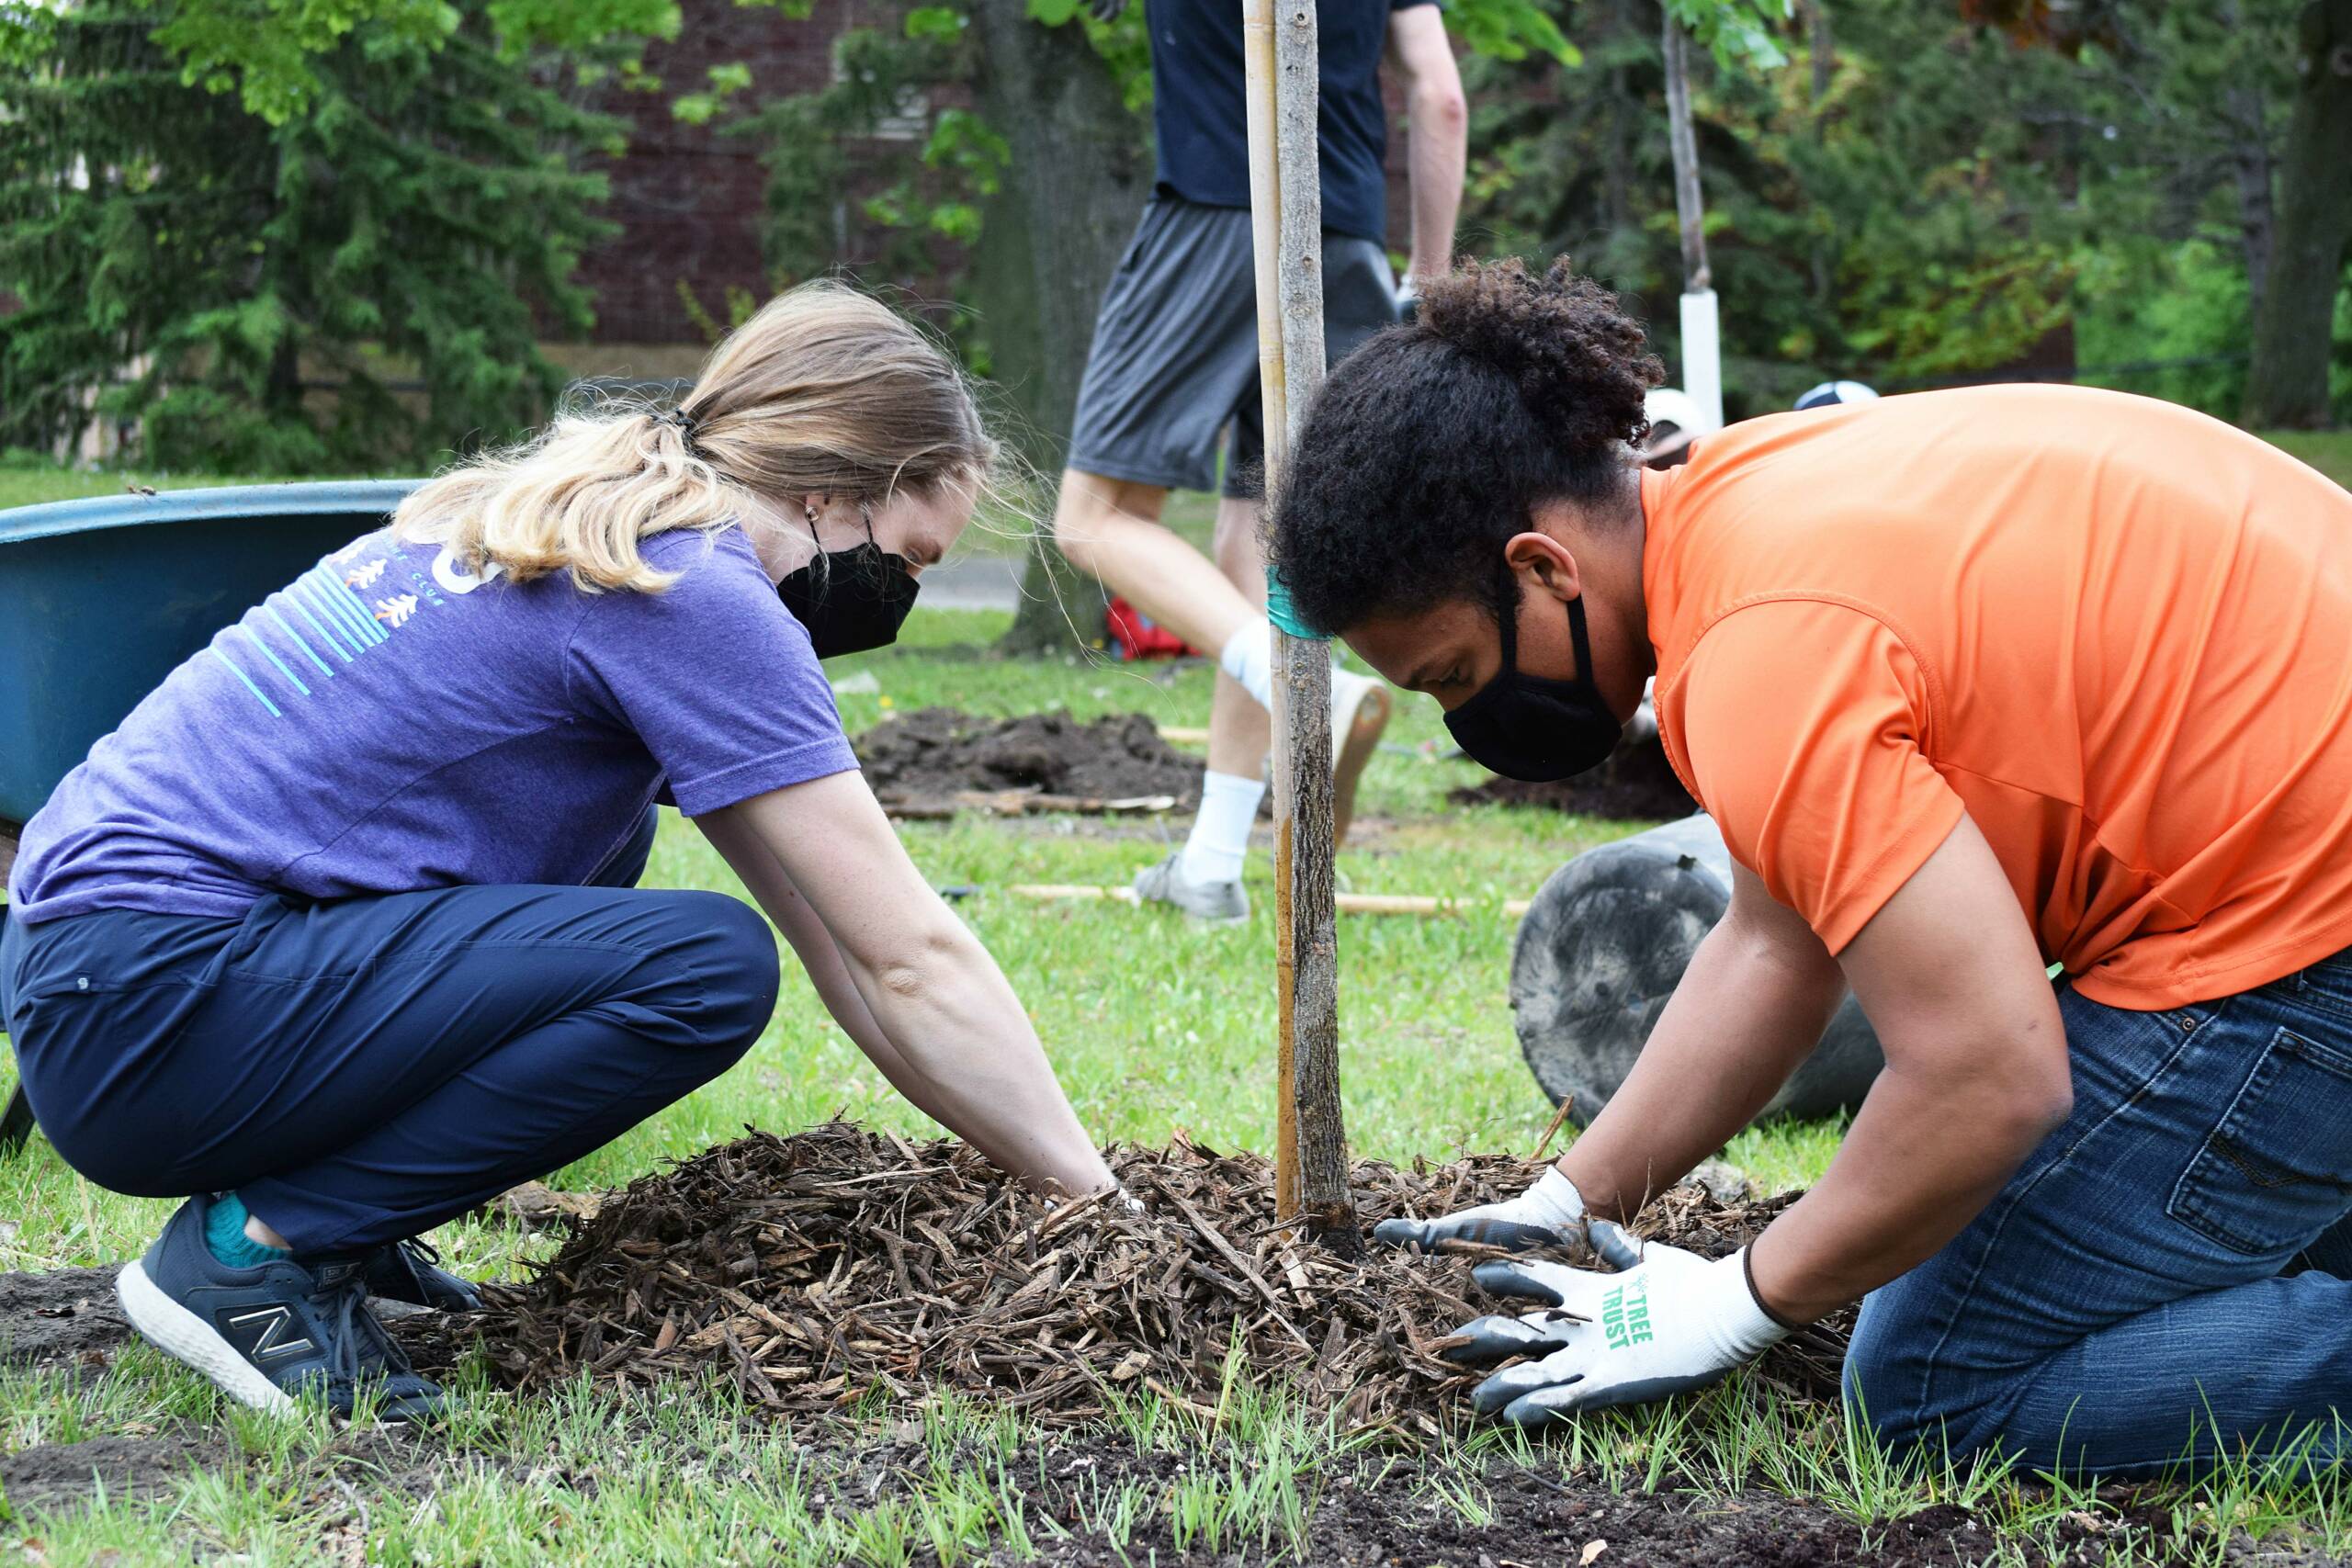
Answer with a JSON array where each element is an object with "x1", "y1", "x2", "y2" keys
[
  {"x1": 1442, "y1": 557, "x2": 1623, "y2": 782},
  {"x1": 777, "y1": 504, "x2": 921, "y2": 659}
]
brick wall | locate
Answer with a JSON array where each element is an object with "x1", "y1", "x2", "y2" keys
[
  {"x1": 574, "y1": 0, "x2": 1429, "y2": 349},
  {"x1": 575, "y1": 0, "x2": 856, "y2": 344}
]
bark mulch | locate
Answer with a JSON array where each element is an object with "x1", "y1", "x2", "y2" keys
[{"x1": 418, "y1": 1124, "x2": 1853, "y2": 1430}]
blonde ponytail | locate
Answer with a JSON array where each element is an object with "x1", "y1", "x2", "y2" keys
[{"x1": 394, "y1": 282, "x2": 995, "y2": 593}]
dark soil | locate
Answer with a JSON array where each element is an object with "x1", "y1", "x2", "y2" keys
[
  {"x1": 0, "y1": 1266, "x2": 131, "y2": 1367},
  {"x1": 1452, "y1": 732, "x2": 1699, "y2": 822},
  {"x1": 407, "y1": 1125, "x2": 1849, "y2": 1427},
  {"x1": 854, "y1": 707, "x2": 1209, "y2": 809},
  {"x1": 0, "y1": 1431, "x2": 226, "y2": 1513},
  {"x1": 795, "y1": 1434, "x2": 2238, "y2": 1567}
]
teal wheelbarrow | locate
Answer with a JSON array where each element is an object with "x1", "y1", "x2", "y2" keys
[{"x1": 0, "y1": 480, "x2": 421, "y2": 1155}]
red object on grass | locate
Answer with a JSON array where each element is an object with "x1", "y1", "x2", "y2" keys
[{"x1": 1105, "y1": 596, "x2": 1200, "y2": 660}]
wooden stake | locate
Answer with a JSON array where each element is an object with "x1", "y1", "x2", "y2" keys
[
  {"x1": 1244, "y1": 0, "x2": 1358, "y2": 1254},
  {"x1": 1007, "y1": 885, "x2": 1534, "y2": 919}
]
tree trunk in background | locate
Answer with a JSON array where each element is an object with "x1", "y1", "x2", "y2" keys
[
  {"x1": 1807, "y1": 1, "x2": 1836, "y2": 306},
  {"x1": 968, "y1": 0, "x2": 1153, "y2": 652},
  {"x1": 1662, "y1": 13, "x2": 1710, "y2": 291},
  {"x1": 1808, "y1": 0, "x2": 1834, "y2": 106},
  {"x1": 2228, "y1": 86, "x2": 2278, "y2": 316},
  {"x1": 2222, "y1": 1, "x2": 2278, "y2": 319},
  {"x1": 1603, "y1": 0, "x2": 1634, "y2": 240},
  {"x1": 2244, "y1": 0, "x2": 2352, "y2": 429}
]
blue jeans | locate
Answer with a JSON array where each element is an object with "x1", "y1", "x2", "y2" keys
[
  {"x1": 0, "y1": 808, "x2": 777, "y2": 1255},
  {"x1": 1848, "y1": 953, "x2": 2352, "y2": 1475}
]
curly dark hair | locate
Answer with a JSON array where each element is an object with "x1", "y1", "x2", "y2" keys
[{"x1": 1268, "y1": 257, "x2": 1661, "y2": 636}]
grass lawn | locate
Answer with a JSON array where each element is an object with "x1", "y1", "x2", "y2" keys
[
  {"x1": 3, "y1": 462, "x2": 2349, "y2": 1562},
  {"x1": 2267, "y1": 429, "x2": 2352, "y2": 491}
]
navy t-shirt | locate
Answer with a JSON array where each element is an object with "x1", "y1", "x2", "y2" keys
[{"x1": 1147, "y1": 0, "x2": 1436, "y2": 244}]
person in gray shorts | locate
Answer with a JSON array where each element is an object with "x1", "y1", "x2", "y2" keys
[
  {"x1": 1050, "y1": 0, "x2": 1466, "y2": 921},
  {"x1": 1070, "y1": 204, "x2": 1400, "y2": 501}
]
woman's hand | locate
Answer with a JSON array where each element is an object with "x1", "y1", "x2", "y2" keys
[{"x1": 700, "y1": 774, "x2": 1116, "y2": 1200}]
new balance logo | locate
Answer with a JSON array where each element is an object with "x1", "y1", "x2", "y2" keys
[{"x1": 225, "y1": 1305, "x2": 315, "y2": 1361}]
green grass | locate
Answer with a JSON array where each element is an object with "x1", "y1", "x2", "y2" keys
[
  {"x1": 2264, "y1": 429, "x2": 2352, "y2": 491},
  {"x1": 2, "y1": 462, "x2": 2346, "y2": 1561}
]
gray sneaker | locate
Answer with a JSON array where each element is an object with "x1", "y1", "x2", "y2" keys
[{"x1": 1133, "y1": 852, "x2": 1250, "y2": 923}]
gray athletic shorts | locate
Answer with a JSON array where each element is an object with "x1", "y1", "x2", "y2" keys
[{"x1": 1068, "y1": 196, "x2": 1399, "y2": 499}]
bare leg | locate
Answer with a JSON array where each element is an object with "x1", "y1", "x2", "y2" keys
[
  {"x1": 1206, "y1": 493, "x2": 1272, "y2": 781},
  {"x1": 1049, "y1": 469, "x2": 1261, "y2": 657}
]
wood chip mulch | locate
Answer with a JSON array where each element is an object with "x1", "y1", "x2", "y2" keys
[{"x1": 423, "y1": 1123, "x2": 1853, "y2": 1429}]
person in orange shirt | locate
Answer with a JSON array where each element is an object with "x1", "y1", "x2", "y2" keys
[{"x1": 1269, "y1": 258, "x2": 2352, "y2": 1474}]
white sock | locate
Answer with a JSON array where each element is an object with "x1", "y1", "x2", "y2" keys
[
  {"x1": 1180, "y1": 771, "x2": 1264, "y2": 885},
  {"x1": 1218, "y1": 619, "x2": 1275, "y2": 713}
]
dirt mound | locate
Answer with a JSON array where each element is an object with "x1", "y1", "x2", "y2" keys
[
  {"x1": 429, "y1": 1125, "x2": 1849, "y2": 1427},
  {"x1": 1451, "y1": 731, "x2": 1698, "y2": 821},
  {"x1": 854, "y1": 708, "x2": 1206, "y2": 808}
]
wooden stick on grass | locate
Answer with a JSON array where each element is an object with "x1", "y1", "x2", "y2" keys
[{"x1": 1007, "y1": 885, "x2": 1534, "y2": 918}]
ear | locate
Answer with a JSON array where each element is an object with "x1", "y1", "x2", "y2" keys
[{"x1": 1504, "y1": 530, "x2": 1582, "y2": 604}]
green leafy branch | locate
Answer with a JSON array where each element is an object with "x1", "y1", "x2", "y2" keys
[
  {"x1": 117, "y1": 0, "x2": 679, "y2": 123},
  {"x1": 1663, "y1": 0, "x2": 1793, "y2": 70}
]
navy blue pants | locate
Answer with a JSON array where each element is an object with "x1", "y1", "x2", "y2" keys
[{"x1": 0, "y1": 809, "x2": 778, "y2": 1255}]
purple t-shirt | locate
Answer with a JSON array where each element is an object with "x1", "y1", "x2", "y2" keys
[{"x1": 8, "y1": 524, "x2": 857, "y2": 923}]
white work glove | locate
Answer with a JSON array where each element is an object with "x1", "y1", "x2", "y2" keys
[
  {"x1": 1442, "y1": 1224, "x2": 1790, "y2": 1427},
  {"x1": 1374, "y1": 1168, "x2": 1589, "y2": 1254}
]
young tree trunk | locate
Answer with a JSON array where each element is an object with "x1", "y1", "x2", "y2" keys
[
  {"x1": 1254, "y1": 0, "x2": 1358, "y2": 1257},
  {"x1": 2244, "y1": 0, "x2": 2352, "y2": 429},
  {"x1": 967, "y1": 0, "x2": 1153, "y2": 652}
]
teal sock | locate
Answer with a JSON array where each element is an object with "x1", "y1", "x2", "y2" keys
[{"x1": 204, "y1": 1193, "x2": 289, "y2": 1269}]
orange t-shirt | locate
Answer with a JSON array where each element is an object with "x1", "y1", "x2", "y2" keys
[{"x1": 1641, "y1": 385, "x2": 2352, "y2": 1010}]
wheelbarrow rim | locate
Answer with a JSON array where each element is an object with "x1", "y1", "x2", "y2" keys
[{"x1": 0, "y1": 479, "x2": 421, "y2": 547}]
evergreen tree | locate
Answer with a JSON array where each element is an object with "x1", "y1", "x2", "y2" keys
[{"x1": 0, "y1": 3, "x2": 627, "y2": 472}]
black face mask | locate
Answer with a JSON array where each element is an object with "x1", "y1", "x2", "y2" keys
[
  {"x1": 777, "y1": 510, "x2": 921, "y2": 659},
  {"x1": 1442, "y1": 560, "x2": 1623, "y2": 782}
]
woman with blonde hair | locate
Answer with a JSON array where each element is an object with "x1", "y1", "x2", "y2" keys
[{"x1": 0, "y1": 283, "x2": 1116, "y2": 1421}]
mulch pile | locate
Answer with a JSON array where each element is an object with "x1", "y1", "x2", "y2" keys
[
  {"x1": 853, "y1": 708, "x2": 1207, "y2": 812},
  {"x1": 427, "y1": 1124, "x2": 1852, "y2": 1430}
]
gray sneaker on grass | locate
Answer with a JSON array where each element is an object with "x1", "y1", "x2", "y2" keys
[{"x1": 1133, "y1": 852, "x2": 1250, "y2": 923}]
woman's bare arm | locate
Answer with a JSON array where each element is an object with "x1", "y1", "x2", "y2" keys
[
  {"x1": 699, "y1": 773, "x2": 1114, "y2": 1198},
  {"x1": 696, "y1": 807, "x2": 970, "y2": 1134}
]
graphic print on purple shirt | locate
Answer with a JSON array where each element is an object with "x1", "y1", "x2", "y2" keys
[{"x1": 9, "y1": 525, "x2": 858, "y2": 923}]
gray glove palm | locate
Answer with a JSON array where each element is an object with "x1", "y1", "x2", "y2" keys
[{"x1": 1374, "y1": 1167, "x2": 1590, "y2": 1254}]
